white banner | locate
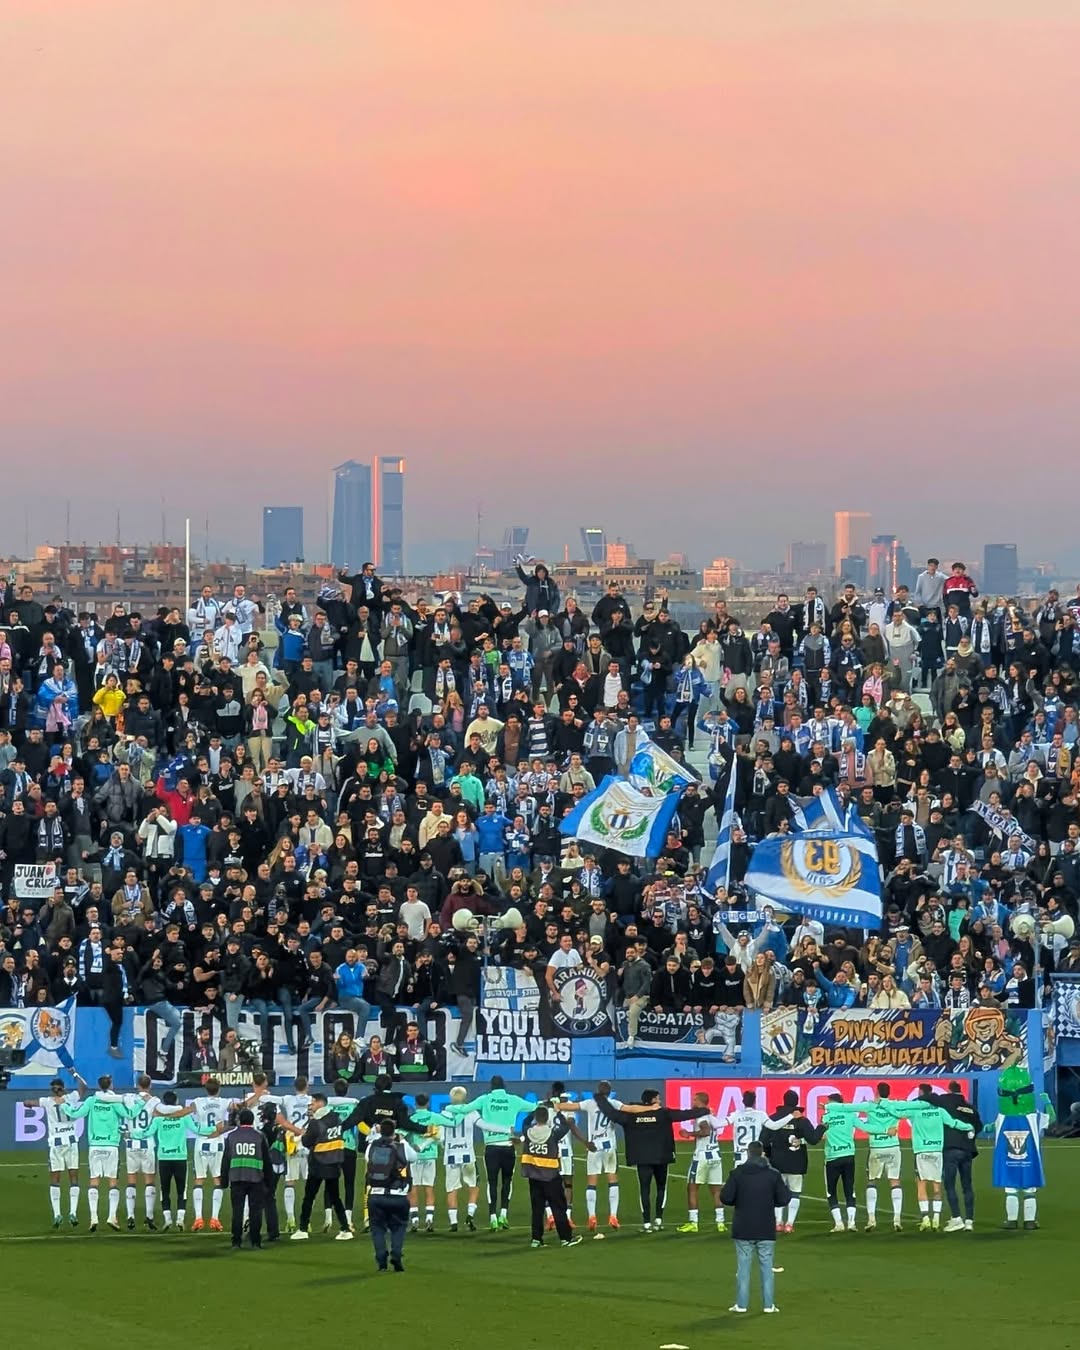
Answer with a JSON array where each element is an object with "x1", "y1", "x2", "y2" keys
[
  {"x1": 132, "y1": 1006, "x2": 475, "y2": 1084},
  {"x1": 14, "y1": 863, "x2": 57, "y2": 900},
  {"x1": 475, "y1": 1008, "x2": 570, "y2": 1064},
  {"x1": 0, "y1": 999, "x2": 78, "y2": 1077}
]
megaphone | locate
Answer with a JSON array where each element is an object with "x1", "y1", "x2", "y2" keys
[
  {"x1": 452, "y1": 908, "x2": 477, "y2": 933},
  {"x1": 1009, "y1": 913, "x2": 1037, "y2": 940},
  {"x1": 495, "y1": 907, "x2": 524, "y2": 931},
  {"x1": 1046, "y1": 915, "x2": 1076, "y2": 940}
]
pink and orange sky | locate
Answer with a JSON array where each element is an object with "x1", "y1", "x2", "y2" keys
[{"x1": 3, "y1": 2, "x2": 1079, "y2": 572}]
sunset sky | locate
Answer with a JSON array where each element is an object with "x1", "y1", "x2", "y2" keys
[{"x1": 4, "y1": 2, "x2": 1079, "y2": 573}]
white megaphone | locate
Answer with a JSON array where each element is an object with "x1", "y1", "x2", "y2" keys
[
  {"x1": 452, "y1": 907, "x2": 477, "y2": 933},
  {"x1": 1009, "y1": 913, "x2": 1037, "y2": 940},
  {"x1": 1046, "y1": 914, "x2": 1076, "y2": 940},
  {"x1": 495, "y1": 907, "x2": 524, "y2": 931}
]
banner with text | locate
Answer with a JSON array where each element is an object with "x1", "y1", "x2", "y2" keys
[
  {"x1": 616, "y1": 1008, "x2": 743, "y2": 1058},
  {"x1": 13, "y1": 863, "x2": 58, "y2": 900},
  {"x1": 760, "y1": 1006, "x2": 1027, "y2": 1076}
]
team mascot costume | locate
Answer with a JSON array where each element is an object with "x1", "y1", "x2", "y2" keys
[{"x1": 993, "y1": 1064, "x2": 1052, "y2": 1229}]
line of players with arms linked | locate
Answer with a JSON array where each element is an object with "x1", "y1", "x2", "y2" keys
[{"x1": 36, "y1": 1067, "x2": 1014, "y2": 1240}]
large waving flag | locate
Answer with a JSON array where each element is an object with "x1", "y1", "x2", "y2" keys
[
  {"x1": 744, "y1": 829, "x2": 882, "y2": 928},
  {"x1": 704, "y1": 760, "x2": 739, "y2": 894},
  {"x1": 790, "y1": 787, "x2": 848, "y2": 833},
  {"x1": 627, "y1": 738, "x2": 696, "y2": 796},
  {"x1": 559, "y1": 775, "x2": 682, "y2": 858}
]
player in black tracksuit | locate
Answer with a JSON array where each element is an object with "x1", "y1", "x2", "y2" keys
[
  {"x1": 594, "y1": 1088, "x2": 709, "y2": 1229},
  {"x1": 925, "y1": 1080, "x2": 982, "y2": 1228},
  {"x1": 761, "y1": 1090, "x2": 821, "y2": 1231}
]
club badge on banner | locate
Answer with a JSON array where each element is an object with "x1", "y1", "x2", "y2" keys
[
  {"x1": 761, "y1": 1006, "x2": 1027, "y2": 1076},
  {"x1": 1050, "y1": 973, "x2": 1080, "y2": 1040},
  {"x1": 133, "y1": 1006, "x2": 475, "y2": 1084},
  {"x1": 0, "y1": 999, "x2": 78, "y2": 1077}
]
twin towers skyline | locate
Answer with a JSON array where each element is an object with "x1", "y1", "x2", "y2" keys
[{"x1": 263, "y1": 457, "x2": 406, "y2": 573}]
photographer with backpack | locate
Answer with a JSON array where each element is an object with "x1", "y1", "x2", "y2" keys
[{"x1": 364, "y1": 1119, "x2": 418, "y2": 1272}]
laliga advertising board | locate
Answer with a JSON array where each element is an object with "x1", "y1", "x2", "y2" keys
[{"x1": 664, "y1": 1078, "x2": 957, "y2": 1139}]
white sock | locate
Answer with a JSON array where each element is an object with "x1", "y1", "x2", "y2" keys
[
  {"x1": 1005, "y1": 1192, "x2": 1019, "y2": 1221},
  {"x1": 919, "y1": 1199, "x2": 929, "y2": 1215},
  {"x1": 345, "y1": 1208, "x2": 353, "y2": 1226},
  {"x1": 688, "y1": 1207, "x2": 699, "y2": 1222},
  {"x1": 284, "y1": 1189, "x2": 296, "y2": 1221},
  {"x1": 586, "y1": 1187, "x2": 597, "y2": 1219},
  {"x1": 108, "y1": 1189, "x2": 120, "y2": 1222},
  {"x1": 409, "y1": 1206, "x2": 418, "y2": 1222},
  {"x1": 866, "y1": 1187, "x2": 878, "y2": 1219},
  {"x1": 177, "y1": 1209, "x2": 186, "y2": 1227},
  {"x1": 89, "y1": 1189, "x2": 100, "y2": 1223},
  {"x1": 467, "y1": 1202, "x2": 477, "y2": 1217},
  {"x1": 931, "y1": 1200, "x2": 942, "y2": 1217},
  {"x1": 788, "y1": 1197, "x2": 801, "y2": 1225},
  {"x1": 715, "y1": 1207, "x2": 724, "y2": 1224},
  {"x1": 891, "y1": 1189, "x2": 903, "y2": 1220},
  {"x1": 49, "y1": 1185, "x2": 61, "y2": 1219},
  {"x1": 211, "y1": 1188, "x2": 224, "y2": 1220},
  {"x1": 125, "y1": 1185, "x2": 137, "y2": 1220},
  {"x1": 164, "y1": 1209, "x2": 173, "y2": 1227},
  {"x1": 69, "y1": 1185, "x2": 80, "y2": 1218},
  {"x1": 449, "y1": 1207, "x2": 458, "y2": 1224},
  {"x1": 193, "y1": 1189, "x2": 204, "y2": 1220},
  {"x1": 830, "y1": 1205, "x2": 842, "y2": 1227},
  {"x1": 426, "y1": 1207, "x2": 435, "y2": 1222},
  {"x1": 145, "y1": 1186, "x2": 156, "y2": 1220},
  {"x1": 610, "y1": 1185, "x2": 620, "y2": 1218},
  {"x1": 565, "y1": 1206, "x2": 572, "y2": 1223},
  {"x1": 774, "y1": 1206, "x2": 784, "y2": 1224},
  {"x1": 1023, "y1": 1195, "x2": 1037, "y2": 1223},
  {"x1": 846, "y1": 1206, "x2": 856, "y2": 1228}
]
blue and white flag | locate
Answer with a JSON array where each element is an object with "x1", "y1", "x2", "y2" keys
[
  {"x1": 790, "y1": 787, "x2": 847, "y2": 833},
  {"x1": 627, "y1": 738, "x2": 696, "y2": 796},
  {"x1": 744, "y1": 830, "x2": 883, "y2": 928},
  {"x1": 968, "y1": 798, "x2": 1037, "y2": 853},
  {"x1": 559, "y1": 775, "x2": 682, "y2": 858},
  {"x1": 704, "y1": 761, "x2": 739, "y2": 894}
]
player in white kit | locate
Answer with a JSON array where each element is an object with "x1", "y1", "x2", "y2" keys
[
  {"x1": 39, "y1": 1076, "x2": 83, "y2": 1227},
  {"x1": 725, "y1": 1089, "x2": 769, "y2": 1165},
  {"x1": 122, "y1": 1074, "x2": 161, "y2": 1230},
  {"x1": 545, "y1": 1083, "x2": 577, "y2": 1230},
  {"x1": 677, "y1": 1091, "x2": 727, "y2": 1233},
  {"x1": 178, "y1": 1078, "x2": 235, "y2": 1231},
  {"x1": 575, "y1": 1083, "x2": 624, "y2": 1232},
  {"x1": 277, "y1": 1075, "x2": 313, "y2": 1233},
  {"x1": 436, "y1": 1086, "x2": 481, "y2": 1231}
]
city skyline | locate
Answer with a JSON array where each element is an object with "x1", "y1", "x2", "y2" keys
[{"x1": 4, "y1": 4, "x2": 1080, "y2": 571}]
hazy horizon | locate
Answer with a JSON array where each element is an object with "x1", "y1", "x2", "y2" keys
[{"x1": 4, "y1": 2, "x2": 1079, "y2": 573}]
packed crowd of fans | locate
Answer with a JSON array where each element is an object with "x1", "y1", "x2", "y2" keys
[{"x1": 0, "y1": 561, "x2": 1078, "y2": 1068}]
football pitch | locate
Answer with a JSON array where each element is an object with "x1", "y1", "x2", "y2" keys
[{"x1": 1, "y1": 1143, "x2": 1074, "y2": 1350}]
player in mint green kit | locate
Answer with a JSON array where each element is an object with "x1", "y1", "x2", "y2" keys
[
  {"x1": 818, "y1": 1095, "x2": 893, "y2": 1233},
  {"x1": 131, "y1": 1091, "x2": 218, "y2": 1231},
  {"x1": 453, "y1": 1077, "x2": 535, "y2": 1229},
  {"x1": 902, "y1": 1093, "x2": 974, "y2": 1231},
  {"x1": 63, "y1": 1075, "x2": 138, "y2": 1232},
  {"x1": 403, "y1": 1093, "x2": 442, "y2": 1231},
  {"x1": 854, "y1": 1084, "x2": 906, "y2": 1232}
]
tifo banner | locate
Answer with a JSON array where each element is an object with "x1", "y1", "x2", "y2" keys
[
  {"x1": 559, "y1": 775, "x2": 682, "y2": 858},
  {"x1": 664, "y1": 1077, "x2": 957, "y2": 1137},
  {"x1": 761, "y1": 1007, "x2": 1027, "y2": 1076},
  {"x1": 967, "y1": 799, "x2": 1037, "y2": 852},
  {"x1": 0, "y1": 1000, "x2": 78, "y2": 1078},
  {"x1": 1050, "y1": 973, "x2": 1080, "y2": 1040},
  {"x1": 475, "y1": 1009, "x2": 570, "y2": 1064},
  {"x1": 615, "y1": 1008, "x2": 740, "y2": 1057},
  {"x1": 132, "y1": 1006, "x2": 474, "y2": 1085},
  {"x1": 481, "y1": 964, "x2": 614, "y2": 1042},
  {"x1": 13, "y1": 862, "x2": 58, "y2": 900}
]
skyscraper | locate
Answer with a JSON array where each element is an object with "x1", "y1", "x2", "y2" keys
[
  {"x1": 840, "y1": 555, "x2": 868, "y2": 590},
  {"x1": 330, "y1": 460, "x2": 372, "y2": 570},
  {"x1": 262, "y1": 506, "x2": 304, "y2": 569},
  {"x1": 785, "y1": 540, "x2": 827, "y2": 575},
  {"x1": 580, "y1": 527, "x2": 606, "y2": 564},
  {"x1": 834, "y1": 511, "x2": 872, "y2": 574},
  {"x1": 983, "y1": 543, "x2": 1018, "y2": 597},
  {"x1": 869, "y1": 534, "x2": 899, "y2": 593},
  {"x1": 375, "y1": 456, "x2": 406, "y2": 574}
]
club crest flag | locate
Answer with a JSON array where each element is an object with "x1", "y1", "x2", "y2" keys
[
  {"x1": 745, "y1": 830, "x2": 882, "y2": 928},
  {"x1": 627, "y1": 738, "x2": 695, "y2": 796},
  {"x1": 559, "y1": 775, "x2": 681, "y2": 858}
]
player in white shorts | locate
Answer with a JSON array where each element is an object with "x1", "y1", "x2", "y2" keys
[
  {"x1": 436, "y1": 1086, "x2": 481, "y2": 1231},
  {"x1": 122, "y1": 1074, "x2": 161, "y2": 1231},
  {"x1": 178, "y1": 1079, "x2": 235, "y2": 1231},
  {"x1": 574, "y1": 1083, "x2": 623, "y2": 1231},
  {"x1": 725, "y1": 1090, "x2": 769, "y2": 1165},
  {"x1": 545, "y1": 1082, "x2": 578, "y2": 1229},
  {"x1": 39, "y1": 1076, "x2": 83, "y2": 1227},
  {"x1": 678, "y1": 1091, "x2": 727, "y2": 1234},
  {"x1": 278, "y1": 1076, "x2": 313, "y2": 1233}
]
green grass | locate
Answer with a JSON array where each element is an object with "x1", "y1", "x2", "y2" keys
[{"x1": 1, "y1": 1143, "x2": 1074, "y2": 1349}]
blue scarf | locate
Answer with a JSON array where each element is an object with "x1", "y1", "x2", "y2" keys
[{"x1": 895, "y1": 821, "x2": 927, "y2": 859}]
